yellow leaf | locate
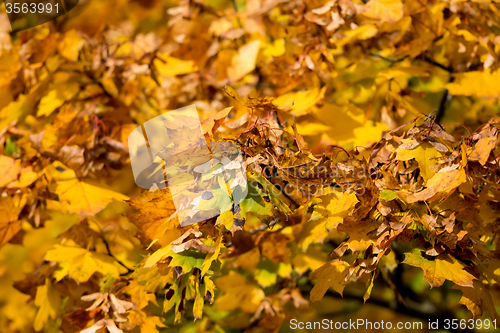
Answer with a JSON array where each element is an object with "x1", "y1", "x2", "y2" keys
[
  {"x1": 215, "y1": 209, "x2": 233, "y2": 230},
  {"x1": 446, "y1": 70, "x2": 500, "y2": 99},
  {"x1": 352, "y1": 121, "x2": 389, "y2": 147},
  {"x1": 455, "y1": 29, "x2": 477, "y2": 42},
  {"x1": 58, "y1": 30, "x2": 85, "y2": 62},
  {"x1": 292, "y1": 246, "x2": 329, "y2": 275},
  {"x1": 0, "y1": 196, "x2": 23, "y2": 247},
  {"x1": 335, "y1": 25, "x2": 378, "y2": 46},
  {"x1": 403, "y1": 248, "x2": 475, "y2": 288},
  {"x1": 396, "y1": 140, "x2": 443, "y2": 182},
  {"x1": 194, "y1": 275, "x2": 215, "y2": 320},
  {"x1": 309, "y1": 259, "x2": 350, "y2": 302},
  {"x1": 297, "y1": 190, "x2": 358, "y2": 250},
  {"x1": 361, "y1": 0, "x2": 404, "y2": 24},
  {"x1": 127, "y1": 189, "x2": 180, "y2": 242},
  {"x1": 319, "y1": 103, "x2": 389, "y2": 147},
  {"x1": 50, "y1": 179, "x2": 129, "y2": 216},
  {"x1": 318, "y1": 102, "x2": 365, "y2": 140},
  {"x1": 296, "y1": 122, "x2": 331, "y2": 136},
  {"x1": 37, "y1": 81, "x2": 80, "y2": 117},
  {"x1": 128, "y1": 309, "x2": 165, "y2": 333},
  {"x1": 201, "y1": 227, "x2": 225, "y2": 276},
  {"x1": 154, "y1": 54, "x2": 198, "y2": 77},
  {"x1": 140, "y1": 316, "x2": 166, "y2": 333},
  {"x1": 337, "y1": 217, "x2": 381, "y2": 252},
  {"x1": 399, "y1": 168, "x2": 466, "y2": 203},
  {"x1": 0, "y1": 50, "x2": 21, "y2": 87},
  {"x1": 468, "y1": 135, "x2": 497, "y2": 165},
  {"x1": 125, "y1": 281, "x2": 157, "y2": 309},
  {"x1": 452, "y1": 280, "x2": 500, "y2": 320},
  {"x1": 228, "y1": 40, "x2": 261, "y2": 81},
  {"x1": 261, "y1": 38, "x2": 286, "y2": 60},
  {"x1": 201, "y1": 106, "x2": 233, "y2": 135},
  {"x1": 0, "y1": 156, "x2": 20, "y2": 188},
  {"x1": 274, "y1": 86, "x2": 326, "y2": 116},
  {"x1": 45, "y1": 240, "x2": 124, "y2": 282},
  {"x1": 215, "y1": 271, "x2": 265, "y2": 313},
  {"x1": 0, "y1": 94, "x2": 32, "y2": 129},
  {"x1": 7, "y1": 166, "x2": 38, "y2": 189},
  {"x1": 34, "y1": 279, "x2": 61, "y2": 331},
  {"x1": 144, "y1": 245, "x2": 171, "y2": 268}
]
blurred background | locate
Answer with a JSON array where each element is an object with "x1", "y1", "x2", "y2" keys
[{"x1": 1, "y1": 0, "x2": 500, "y2": 332}]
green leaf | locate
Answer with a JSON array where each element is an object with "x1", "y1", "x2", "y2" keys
[
  {"x1": 169, "y1": 249, "x2": 206, "y2": 274},
  {"x1": 239, "y1": 184, "x2": 273, "y2": 216},
  {"x1": 379, "y1": 189, "x2": 398, "y2": 201},
  {"x1": 196, "y1": 188, "x2": 233, "y2": 213},
  {"x1": 247, "y1": 170, "x2": 293, "y2": 213}
]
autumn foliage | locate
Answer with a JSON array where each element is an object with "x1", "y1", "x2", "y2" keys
[{"x1": 1, "y1": 0, "x2": 500, "y2": 332}]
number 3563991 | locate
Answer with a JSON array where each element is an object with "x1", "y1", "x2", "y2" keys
[{"x1": 5, "y1": 1, "x2": 60, "y2": 14}]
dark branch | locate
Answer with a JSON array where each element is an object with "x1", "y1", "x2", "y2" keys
[{"x1": 101, "y1": 236, "x2": 134, "y2": 274}]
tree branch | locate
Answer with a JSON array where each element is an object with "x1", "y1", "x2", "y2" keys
[{"x1": 101, "y1": 236, "x2": 134, "y2": 275}]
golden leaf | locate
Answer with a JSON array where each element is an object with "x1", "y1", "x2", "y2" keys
[
  {"x1": 309, "y1": 259, "x2": 350, "y2": 302},
  {"x1": 34, "y1": 279, "x2": 61, "y2": 331},
  {"x1": 45, "y1": 240, "x2": 124, "y2": 282},
  {"x1": 403, "y1": 249, "x2": 475, "y2": 288},
  {"x1": 228, "y1": 40, "x2": 261, "y2": 82}
]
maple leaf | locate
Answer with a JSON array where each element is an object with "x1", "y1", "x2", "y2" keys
[
  {"x1": 154, "y1": 54, "x2": 199, "y2": 77},
  {"x1": 57, "y1": 30, "x2": 85, "y2": 62},
  {"x1": 0, "y1": 196, "x2": 24, "y2": 247},
  {"x1": 446, "y1": 70, "x2": 500, "y2": 99},
  {"x1": 0, "y1": 94, "x2": 33, "y2": 129},
  {"x1": 44, "y1": 240, "x2": 125, "y2": 282},
  {"x1": 309, "y1": 259, "x2": 350, "y2": 302},
  {"x1": 3, "y1": 0, "x2": 500, "y2": 331},
  {"x1": 395, "y1": 139, "x2": 444, "y2": 182},
  {"x1": 37, "y1": 77, "x2": 80, "y2": 117},
  {"x1": 403, "y1": 249, "x2": 475, "y2": 288},
  {"x1": 398, "y1": 168, "x2": 466, "y2": 203},
  {"x1": 128, "y1": 309, "x2": 165, "y2": 333},
  {"x1": 274, "y1": 86, "x2": 327, "y2": 116},
  {"x1": 201, "y1": 227, "x2": 224, "y2": 276},
  {"x1": 467, "y1": 134, "x2": 497, "y2": 166},
  {"x1": 0, "y1": 155, "x2": 20, "y2": 187},
  {"x1": 453, "y1": 280, "x2": 500, "y2": 321},
  {"x1": 50, "y1": 178, "x2": 129, "y2": 216},
  {"x1": 214, "y1": 271, "x2": 265, "y2": 313},
  {"x1": 360, "y1": 0, "x2": 404, "y2": 24},
  {"x1": 125, "y1": 281, "x2": 157, "y2": 309},
  {"x1": 127, "y1": 189, "x2": 180, "y2": 243},
  {"x1": 34, "y1": 279, "x2": 61, "y2": 331},
  {"x1": 193, "y1": 275, "x2": 215, "y2": 320},
  {"x1": 227, "y1": 40, "x2": 261, "y2": 82},
  {"x1": 337, "y1": 217, "x2": 382, "y2": 252},
  {"x1": 201, "y1": 107, "x2": 233, "y2": 136},
  {"x1": 168, "y1": 249, "x2": 206, "y2": 275}
]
